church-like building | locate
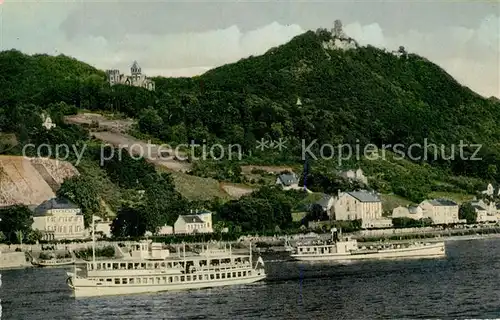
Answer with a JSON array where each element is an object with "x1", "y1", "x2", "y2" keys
[{"x1": 105, "y1": 61, "x2": 155, "y2": 91}]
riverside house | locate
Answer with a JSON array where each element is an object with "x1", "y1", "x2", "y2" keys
[
  {"x1": 174, "y1": 210, "x2": 213, "y2": 234},
  {"x1": 419, "y1": 199, "x2": 466, "y2": 225},
  {"x1": 31, "y1": 197, "x2": 85, "y2": 240},
  {"x1": 333, "y1": 190, "x2": 392, "y2": 229}
]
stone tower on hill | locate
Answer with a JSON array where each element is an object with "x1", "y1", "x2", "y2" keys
[{"x1": 106, "y1": 61, "x2": 155, "y2": 91}]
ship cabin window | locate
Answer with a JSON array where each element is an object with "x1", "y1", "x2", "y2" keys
[
  {"x1": 160, "y1": 262, "x2": 166, "y2": 268},
  {"x1": 210, "y1": 274, "x2": 214, "y2": 280},
  {"x1": 299, "y1": 248, "x2": 303, "y2": 252},
  {"x1": 137, "y1": 278, "x2": 141, "y2": 284},
  {"x1": 140, "y1": 263, "x2": 146, "y2": 269},
  {"x1": 129, "y1": 278, "x2": 135, "y2": 284},
  {"x1": 232, "y1": 272, "x2": 236, "y2": 278},
  {"x1": 238, "y1": 272, "x2": 241, "y2": 277},
  {"x1": 243, "y1": 271, "x2": 246, "y2": 276},
  {"x1": 147, "y1": 263, "x2": 152, "y2": 269},
  {"x1": 221, "y1": 273, "x2": 226, "y2": 279},
  {"x1": 114, "y1": 278, "x2": 120, "y2": 284},
  {"x1": 128, "y1": 263, "x2": 133, "y2": 270},
  {"x1": 198, "y1": 275, "x2": 202, "y2": 280},
  {"x1": 167, "y1": 262, "x2": 172, "y2": 268},
  {"x1": 200, "y1": 260, "x2": 207, "y2": 267},
  {"x1": 96, "y1": 263, "x2": 102, "y2": 270},
  {"x1": 154, "y1": 263, "x2": 159, "y2": 269},
  {"x1": 99, "y1": 278, "x2": 104, "y2": 282},
  {"x1": 106, "y1": 278, "x2": 112, "y2": 282},
  {"x1": 163, "y1": 277, "x2": 167, "y2": 282},
  {"x1": 174, "y1": 276, "x2": 179, "y2": 282},
  {"x1": 227, "y1": 273, "x2": 231, "y2": 278},
  {"x1": 187, "y1": 276, "x2": 191, "y2": 281},
  {"x1": 216, "y1": 274, "x2": 220, "y2": 279},
  {"x1": 120, "y1": 263, "x2": 126, "y2": 269},
  {"x1": 156, "y1": 277, "x2": 161, "y2": 284},
  {"x1": 149, "y1": 278, "x2": 154, "y2": 284},
  {"x1": 248, "y1": 271, "x2": 252, "y2": 276},
  {"x1": 181, "y1": 276, "x2": 185, "y2": 282},
  {"x1": 134, "y1": 263, "x2": 140, "y2": 269},
  {"x1": 113, "y1": 263, "x2": 119, "y2": 269},
  {"x1": 168, "y1": 277, "x2": 172, "y2": 283},
  {"x1": 122, "y1": 278, "x2": 128, "y2": 284}
]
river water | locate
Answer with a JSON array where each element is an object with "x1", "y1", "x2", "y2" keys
[{"x1": 2, "y1": 238, "x2": 500, "y2": 319}]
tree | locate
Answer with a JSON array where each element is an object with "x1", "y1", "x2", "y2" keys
[
  {"x1": 459, "y1": 203, "x2": 477, "y2": 224},
  {"x1": 57, "y1": 176, "x2": 101, "y2": 227},
  {"x1": 111, "y1": 205, "x2": 148, "y2": 238},
  {"x1": 0, "y1": 205, "x2": 33, "y2": 242},
  {"x1": 307, "y1": 204, "x2": 328, "y2": 222}
]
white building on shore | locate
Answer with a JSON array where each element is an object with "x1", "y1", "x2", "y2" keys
[
  {"x1": 174, "y1": 210, "x2": 213, "y2": 234},
  {"x1": 419, "y1": 199, "x2": 466, "y2": 225},
  {"x1": 333, "y1": 190, "x2": 392, "y2": 229},
  {"x1": 31, "y1": 197, "x2": 85, "y2": 240}
]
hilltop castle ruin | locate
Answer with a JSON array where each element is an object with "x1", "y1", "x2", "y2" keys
[{"x1": 106, "y1": 61, "x2": 155, "y2": 91}]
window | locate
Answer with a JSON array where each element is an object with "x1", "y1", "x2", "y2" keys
[
  {"x1": 114, "y1": 278, "x2": 120, "y2": 284},
  {"x1": 156, "y1": 277, "x2": 161, "y2": 284},
  {"x1": 99, "y1": 279, "x2": 104, "y2": 282},
  {"x1": 162, "y1": 277, "x2": 167, "y2": 282},
  {"x1": 174, "y1": 276, "x2": 179, "y2": 282},
  {"x1": 168, "y1": 277, "x2": 173, "y2": 283},
  {"x1": 128, "y1": 263, "x2": 133, "y2": 270},
  {"x1": 238, "y1": 272, "x2": 241, "y2": 277},
  {"x1": 149, "y1": 278, "x2": 154, "y2": 284},
  {"x1": 137, "y1": 278, "x2": 141, "y2": 284},
  {"x1": 243, "y1": 271, "x2": 246, "y2": 276},
  {"x1": 143, "y1": 278, "x2": 147, "y2": 284},
  {"x1": 227, "y1": 273, "x2": 231, "y2": 278},
  {"x1": 216, "y1": 274, "x2": 220, "y2": 279},
  {"x1": 248, "y1": 271, "x2": 252, "y2": 276},
  {"x1": 181, "y1": 276, "x2": 185, "y2": 282},
  {"x1": 232, "y1": 272, "x2": 236, "y2": 277},
  {"x1": 120, "y1": 263, "x2": 126, "y2": 269},
  {"x1": 106, "y1": 279, "x2": 112, "y2": 282},
  {"x1": 129, "y1": 278, "x2": 135, "y2": 284},
  {"x1": 210, "y1": 274, "x2": 214, "y2": 280},
  {"x1": 113, "y1": 263, "x2": 119, "y2": 269},
  {"x1": 221, "y1": 273, "x2": 226, "y2": 279},
  {"x1": 187, "y1": 276, "x2": 191, "y2": 281},
  {"x1": 122, "y1": 278, "x2": 128, "y2": 284}
]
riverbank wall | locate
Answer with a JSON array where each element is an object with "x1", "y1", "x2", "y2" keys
[{"x1": 0, "y1": 252, "x2": 31, "y2": 269}]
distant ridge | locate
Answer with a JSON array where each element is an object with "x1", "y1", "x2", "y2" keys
[{"x1": 0, "y1": 156, "x2": 79, "y2": 207}]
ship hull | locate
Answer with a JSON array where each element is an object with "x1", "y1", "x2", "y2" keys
[
  {"x1": 290, "y1": 242, "x2": 446, "y2": 261},
  {"x1": 67, "y1": 273, "x2": 266, "y2": 297}
]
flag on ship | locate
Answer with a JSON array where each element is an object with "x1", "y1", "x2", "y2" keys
[{"x1": 257, "y1": 256, "x2": 265, "y2": 266}]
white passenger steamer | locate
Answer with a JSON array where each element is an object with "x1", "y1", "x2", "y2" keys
[
  {"x1": 66, "y1": 219, "x2": 266, "y2": 297},
  {"x1": 290, "y1": 228, "x2": 446, "y2": 261}
]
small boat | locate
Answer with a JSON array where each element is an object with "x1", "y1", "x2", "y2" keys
[
  {"x1": 34, "y1": 257, "x2": 76, "y2": 267},
  {"x1": 289, "y1": 228, "x2": 446, "y2": 261}
]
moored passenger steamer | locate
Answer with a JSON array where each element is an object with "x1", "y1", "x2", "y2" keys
[
  {"x1": 290, "y1": 228, "x2": 446, "y2": 261},
  {"x1": 66, "y1": 240, "x2": 266, "y2": 297}
]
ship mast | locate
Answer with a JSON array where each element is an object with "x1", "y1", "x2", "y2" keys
[{"x1": 92, "y1": 215, "x2": 96, "y2": 268}]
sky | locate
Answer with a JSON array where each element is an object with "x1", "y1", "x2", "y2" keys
[{"x1": 0, "y1": 1, "x2": 499, "y2": 98}]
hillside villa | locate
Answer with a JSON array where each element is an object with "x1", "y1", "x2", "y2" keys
[
  {"x1": 481, "y1": 183, "x2": 500, "y2": 197},
  {"x1": 338, "y1": 168, "x2": 368, "y2": 185},
  {"x1": 174, "y1": 210, "x2": 213, "y2": 234},
  {"x1": 31, "y1": 197, "x2": 85, "y2": 241},
  {"x1": 332, "y1": 190, "x2": 392, "y2": 228},
  {"x1": 275, "y1": 172, "x2": 301, "y2": 190}
]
